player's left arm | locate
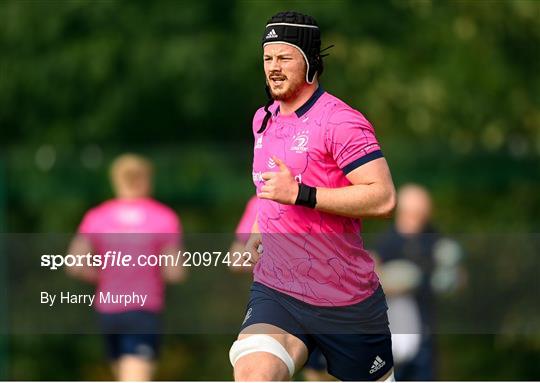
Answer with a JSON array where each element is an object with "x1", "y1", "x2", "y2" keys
[
  {"x1": 258, "y1": 156, "x2": 395, "y2": 219},
  {"x1": 314, "y1": 157, "x2": 396, "y2": 218},
  {"x1": 259, "y1": 107, "x2": 396, "y2": 219}
]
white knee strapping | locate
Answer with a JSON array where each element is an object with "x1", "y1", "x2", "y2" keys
[
  {"x1": 229, "y1": 335, "x2": 295, "y2": 377},
  {"x1": 384, "y1": 371, "x2": 395, "y2": 381}
]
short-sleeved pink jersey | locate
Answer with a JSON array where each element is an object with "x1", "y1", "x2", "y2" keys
[
  {"x1": 235, "y1": 196, "x2": 258, "y2": 244},
  {"x1": 252, "y1": 87, "x2": 383, "y2": 306},
  {"x1": 78, "y1": 197, "x2": 181, "y2": 313}
]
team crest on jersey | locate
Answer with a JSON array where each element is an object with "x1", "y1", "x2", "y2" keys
[
  {"x1": 290, "y1": 131, "x2": 309, "y2": 153},
  {"x1": 255, "y1": 135, "x2": 263, "y2": 149},
  {"x1": 267, "y1": 157, "x2": 276, "y2": 168}
]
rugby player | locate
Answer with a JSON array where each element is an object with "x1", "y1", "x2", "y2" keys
[
  {"x1": 67, "y1": 154, "x2": 185, "y2": 381},
  {"x1": 229, "y1": 11, "x2": 397, "y2": 381}
]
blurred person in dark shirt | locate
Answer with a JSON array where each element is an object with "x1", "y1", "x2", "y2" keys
[{"x1": 373, "y1": 184, "x2": 464, "y2": 381}]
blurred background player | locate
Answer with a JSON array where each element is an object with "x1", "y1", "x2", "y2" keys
[
  {"x1": 229, "y1": 195, "x2": 258, "y2": 258},
  {"x1": 373, "y1": 183, "x2": 464, "y2": 381},
  {"x1": 66, "y1": 153, "x2": 186, "y2": 381}
]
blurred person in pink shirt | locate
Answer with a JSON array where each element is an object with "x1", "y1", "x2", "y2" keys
[
  {"x1": 67, "y1": 154, "x2": 185, "y2": 381},
  {"x1": 229, "y1": 195, "x2": 258, "y2": 257}
]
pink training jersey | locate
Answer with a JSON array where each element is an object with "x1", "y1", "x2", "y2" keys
[
  {"x1": 252, "y1": 87, "x2": 382, "y2": 306},
  {"x1": 78, "y1": 197, "x2": 182, "y2": 313},
  {"x1": 235, "y1": 195, "x2": 258, "y2": 244}
]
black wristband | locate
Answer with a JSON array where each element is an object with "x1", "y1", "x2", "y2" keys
[{"x1": 295, "y1": 183, "x2": 317, "y2": 208}]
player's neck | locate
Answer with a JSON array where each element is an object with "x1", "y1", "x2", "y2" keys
[
  {"x1": 115, "y1": 191, "x2": 150, "y2": 200},
  {"x1": 395, "y1": 219, "x2": 425, "y2": 235},
  {"x1": 279, "y1": 81, "x2": 319, "y2": 116}
]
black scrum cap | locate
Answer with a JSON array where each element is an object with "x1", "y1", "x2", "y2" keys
[{"x1": 262, "y1": 11, "x2": 322, "y2": 84}]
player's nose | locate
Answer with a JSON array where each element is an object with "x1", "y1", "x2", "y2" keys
[{"x1": 267, "y1": 57, "x2": 281, "y2": 71}]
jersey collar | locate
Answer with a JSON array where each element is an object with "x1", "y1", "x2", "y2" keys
[{"x1": 274, "y1": 86, "x2": 325, "y2": 118}]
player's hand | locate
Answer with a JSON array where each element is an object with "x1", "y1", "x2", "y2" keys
[
  {"x1": 244, "y1": 233, "x2": 263, "y2": 266},
  {"x1": 258, "y1": 156, "x2": 299, "y2": 205}
]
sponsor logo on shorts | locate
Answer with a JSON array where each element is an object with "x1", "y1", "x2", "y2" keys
[
  {"x1": 369, "y1": 355, "x2": 386, "y2": 374},
  {"x1": 242, "y1": 307, "x2": 253, "y2": 325}
]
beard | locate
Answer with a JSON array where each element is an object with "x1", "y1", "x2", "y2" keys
[{"x1": 266, "y1": 70, "x2": 306, "y2": 101}]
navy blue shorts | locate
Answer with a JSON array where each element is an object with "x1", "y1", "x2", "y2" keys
[
  {"x1": 304, "y1": 348, "x2": 327, "y2": 371},
  {"x1": 99, "y1": 311, "x2": 161, "y2": 361},
  {"x1": 240, "y1": 282, "x2": 393, "y2": 381}
]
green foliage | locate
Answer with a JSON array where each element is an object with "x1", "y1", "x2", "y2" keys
[{"x1": 1, "y1": 0, "x2": 539, "y2": 380}]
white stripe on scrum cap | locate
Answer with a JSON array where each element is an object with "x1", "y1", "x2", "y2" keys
[
  {"x1": 266, "y1": 22, "x2": 319, "y2": 29},
  {"x1": 263, "y1": 41, "x2": 315, "y2": 84}
]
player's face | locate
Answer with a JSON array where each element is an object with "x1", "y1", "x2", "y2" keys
[
  {"x1": 263, "y1": 44, "x2": 307, "y2": 101},
  {"x1": 396, "y1": 189, "x2": 431, "y2": 234},
  {"x1": 113, "y1": 168, "x2": 152, "y2": 199}
]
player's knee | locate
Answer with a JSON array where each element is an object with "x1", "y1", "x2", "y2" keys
[
  {"x1": 116, "y1": 355, "x2": 154, "y2": 381},
  {"x1": 233, "y1": 354, "x2": 285, "y2": 381},
  {"x1": 229, "y1": 335, "x2": 295, "y2": 381}
]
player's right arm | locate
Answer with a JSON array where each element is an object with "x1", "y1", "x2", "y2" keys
[
  {"x1": 160, "y1": 213, "x2": 187, "y2": 283},
  {"x1": 161, "y1": 244, "x2": 187, "y2": 283},
  {"x1": 66, "y1": 235, "x2": 99, "y2": 283},
  {"x1": 66, "y1": 208, "x2": 100, "y2": 283}
]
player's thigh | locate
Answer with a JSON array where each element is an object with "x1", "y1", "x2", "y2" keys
[
  {"x1": 231, "y1": 282, "x2": 312, "y2": 378},
  {"x1": 238, "y1": 323, "x2": 309, "y2": 367},
  {"x1": 116, "y1": 354, "x2": 155, "y2": 381},
  {"x1": 231, "y1": 324, "x2": 309, "y2": 380}
]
